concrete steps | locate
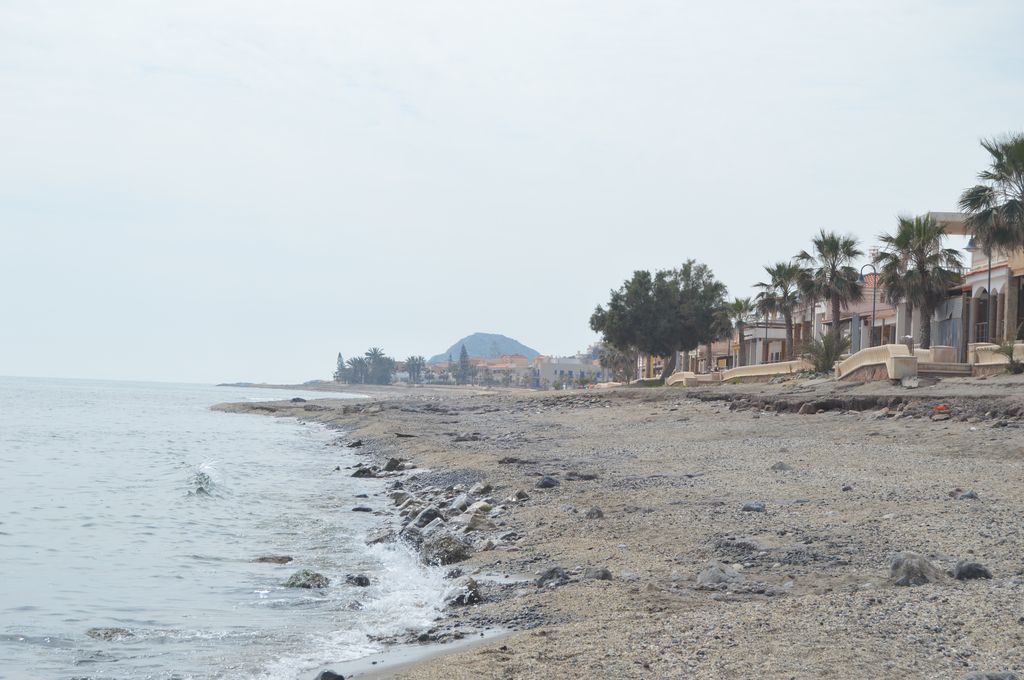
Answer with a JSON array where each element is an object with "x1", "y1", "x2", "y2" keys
[{"x1": 918, "y1": 362, "x2": 972, "y2": 377}]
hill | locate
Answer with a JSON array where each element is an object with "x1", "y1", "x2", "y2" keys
[{"x1": 428, "y1": 333, "x2": 540, "y2": 364}]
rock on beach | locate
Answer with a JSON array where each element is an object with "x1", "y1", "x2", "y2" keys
[
  {"x1": 284, "y1": 569, "x2": 330, "y2": 589},
  {"x1": 890, "y1": 552, "x2": 945, "y2": 586}
]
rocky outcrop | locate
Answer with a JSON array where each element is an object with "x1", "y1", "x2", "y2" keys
[
  {"x1": 535, "y1": 566, "x2": 569, "y2": 587},
  {"x1": 696, "y1": 561, "x2": 743, "y2": 588},
  {"x1": 253, "y1": 555, "x2": 292, "y2": 564},
  {"x1": 284, "y1": 569, "x2": 330, "y2": 589},
  {"x1": 890, "y1": 552, "x2": 945, "y2": 586},
  {"x1": 444, "y1": 576, "x2": 482, "y2": 605},
  {"x1": 421, "y1": 532, "x2": 473, "y2": 565},
  {"x1": 953, "y1": 561, "x2": 992, "y2": 580},
  {"x1": 536, "y1": 475, "x2": 560, "y2": 489},
  {"x1": 346, "y1": 574, "x2": 371, "y2": 587}
]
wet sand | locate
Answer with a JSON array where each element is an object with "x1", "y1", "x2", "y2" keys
[{"x1": 217, "y1": 379, "x2": 1024, "y2": 679}]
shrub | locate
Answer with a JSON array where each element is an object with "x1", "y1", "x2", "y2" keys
[
  {"x1": 802, "y1": 334, "x2": 851, "y2": 374},
  {"x1": 996, "y1": 339, "x2": 1024, "y2": 374}
]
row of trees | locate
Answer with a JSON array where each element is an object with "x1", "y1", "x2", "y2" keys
[
  {"x1": 334, "y1": 348, "x2": 396, "y2": 384},
  {"x1": 590, "y1": 132, "x2": 1024, "y2": 377},
  {"x1": 331, "y1": 342, "x2": 485, "y2": 385},
  {"x1": 334, "y1": 349, "x2": 428, "y2": 385}
]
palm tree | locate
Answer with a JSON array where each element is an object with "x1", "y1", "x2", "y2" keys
[
  {"x1": 797, "y1": 230, "x2": 864, "y2": 343},
  {"x1": 959, "y1": 133, "x2": 1024, "y2": 254},
  {"x1": 874, "y1": 215, "x2": 961, "y2": 349},
  {"x1": 725, "y1": 297, "x2": 754, "y2": 366},
  {"x1": 755, "y1": 261, "x2": 803, "y2": 360},
  {"x1": 404, "y1": 355, "x2": 426, "y2": 384},
  {"x1": 346, "y1": 357, "x2": 368, "y2": 384},
  {"x1": 704, "y1": 305, "x2": 733, "y2": 372}
]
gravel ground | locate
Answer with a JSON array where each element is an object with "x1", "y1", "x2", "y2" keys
[{"x1": 217, "y1": 380, "x2": 1024, "y2": 679}]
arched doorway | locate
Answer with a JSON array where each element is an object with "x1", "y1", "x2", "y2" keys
[{"x1": 976, "y1": 289, "x2": 990, "y2": 343}]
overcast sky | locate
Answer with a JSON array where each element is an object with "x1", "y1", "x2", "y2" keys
[{"x1": 2, "y1": 1, "x2": 1022, "y2": 383}]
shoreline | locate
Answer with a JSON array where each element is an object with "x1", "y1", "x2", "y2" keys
[{"x1": 215, "y1": 377, "x2": 1024, "y2": 678}]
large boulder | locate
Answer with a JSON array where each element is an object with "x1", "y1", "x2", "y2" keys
[
  {"x1": 346, "y1": 574, "x2": 371, "y2": 587},
  {"x1": 365, "y1": 528, "x2": 395, "y2": 546},
  {"x1": 284, "y1": 569, "x2": 330, "y2": 589},
  {"x1": 451, "y1": 511, "x2": 496, "y2": 533},
  {"x1": 584, "y1": 566, "x2": 613, "y2": 581},
  {"x1": 696, "y1": 561, "x2": 743, "y2": 588},
  {"x1": 890, "y1": 552, "x2": 945, "y2": 586},
  {"x1": 421, "y1": 532, "x2": 473, "y2": 566},
  {"x1": 954, "y1": 561, "x2": 993, "y2": 580},
  {"x1": 412, "y1": 507, "x2": 444, "y2": 528},
  {"x1": 315, "y1": 671, "x2": 346, "y2": 680},
  {"x1": 536, "y1": 475, "x2": 561, "y2": 489},
  {"x1": 444, "y1": 576, "x2": 482, "y2": 605},
  {"x1": 448, "y1": 493, "x2": 471, "y2": 513},
  {"x1": 535, "y1": 566, "x2": 569, "y2": 587}
]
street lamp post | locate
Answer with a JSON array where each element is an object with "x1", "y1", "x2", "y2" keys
[
  {"x1": 764, "y1": 312, "x2": 770, "y2": 363},
  {"x1": 858, "y1": 264, "x2": 877, "y2": 348}
]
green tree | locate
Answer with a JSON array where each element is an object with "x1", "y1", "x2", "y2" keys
[
  {"x1": 797, "y1": 230, "x2": 864, "y2": 343},
  {"x1": 959, "y1": 133, "x2": 1024, "y2": 254},
  {"x1": 755, "y1": 261, "x2": 803, "y2": 360},
  {"x1": 590, "y1": 260, "x2": 727, "y2": 380},
  {"x1": 364, "y1": 347, "x2": 394, "y2": 385},
  {"x1": 404, "y1": 355, "x2": 425, "y2": 384},
  {"x1": 456, "y1": 344, "x2": 472, "y2": 385},
  {"x1": 874, "y1": 215, "x2": 962, "y2": 349},
  {"x1": 598, "y1": 344, "x2": 637, "y2": 383},
  {"x1": 333, "y1": 353, "x2": 346, "y2": 382},
  {"x1": 726, "y1": 297, "x2": 754, "y2": 367},
  {"x1": 346, "y1": 357, "x2": 369, "y2": 384},
  {"x1": 675, "y1": 261, "x2": 729, "y2": 375}
]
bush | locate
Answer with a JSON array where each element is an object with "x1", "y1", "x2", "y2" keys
[
  {"x1": 996, "y1": 339, "x2": 1024, "y2": 374},
  {"x1": 802, "y1": 334, "x2": 851, "y2": 374}
]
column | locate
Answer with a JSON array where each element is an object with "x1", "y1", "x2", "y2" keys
[
  {"x1": 850, "y1": 313, "x2": 861, "y2": 352},
  {"x1": 996, "y1": 291, "x2": 1005, "y2": 341},
  {"x1": 1006, "y1": 281, "x2": 1020, "y2": 341},
  {"x1": 895, "y1": 303, "x2": 909, "y2": 341},
  {"x1": 968, "y1": 296, "x2": 978, "y2": 344},
  {"x1": 989, "y1": 291, "x2": 998, "y2": 339}
]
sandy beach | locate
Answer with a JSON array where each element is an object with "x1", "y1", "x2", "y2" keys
[{"x1": 216, "y1": 379, "x2": 1024, "y2": 679}]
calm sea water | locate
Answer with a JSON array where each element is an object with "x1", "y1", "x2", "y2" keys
[{"x1": 0, "y1": 377, "x2": 447, "y2": 680}]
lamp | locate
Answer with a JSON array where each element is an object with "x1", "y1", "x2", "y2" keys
[{"x1": 965, "y1": 236, "x2": 978, "y2": 253}]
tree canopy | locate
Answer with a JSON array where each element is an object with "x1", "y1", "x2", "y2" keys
[
  {"x1": 590, "y1": 260, "x2": 727, "y2": 378},
  {"x1": 959, "y1": 133, "x2": 1024, "y2": 253}
]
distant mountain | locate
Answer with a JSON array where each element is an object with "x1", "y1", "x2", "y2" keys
[{"x1": 428, "y1": 333, "x2": 540, "y2": 364}]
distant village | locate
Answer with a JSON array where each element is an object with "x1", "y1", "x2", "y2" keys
[{"x1": 332, "y1": 343, "x2": 613, "y2": 390}]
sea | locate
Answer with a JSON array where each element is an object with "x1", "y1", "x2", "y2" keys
[{"x1": 0, "y1": 377, "x2": 449, "y2": 680}]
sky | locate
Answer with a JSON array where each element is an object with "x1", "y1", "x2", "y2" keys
[{"x1": 2, "y1": 0, "x2": 1023, "y2": 384}]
